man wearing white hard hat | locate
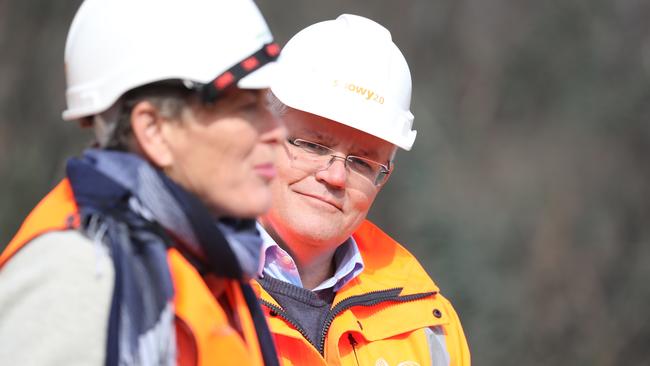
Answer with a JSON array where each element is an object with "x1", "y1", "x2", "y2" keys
[
  {"x1": 0, "y1": 0, "x2": 285, "y2": 365},
  {"x1": 253, "y1": 14, "x2": 470, "y2": 365}
]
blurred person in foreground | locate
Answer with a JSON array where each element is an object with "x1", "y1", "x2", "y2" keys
[
  {"x1": 253, "y1": 14, "x2": 470, "y2": 366},
  {"x1": 0, "y1": 0, "x2": 286, "y2": 365}
]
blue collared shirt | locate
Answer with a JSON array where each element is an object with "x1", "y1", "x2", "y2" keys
[{"x1": 256, "y1": 223, "x2": 364, "y2": 292}]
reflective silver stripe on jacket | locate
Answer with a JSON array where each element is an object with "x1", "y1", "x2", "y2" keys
[{"x1": 425, "y1": 326, "x2": 450, "y2": 366}]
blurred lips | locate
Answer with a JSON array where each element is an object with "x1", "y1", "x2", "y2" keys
[{"x1": 254, "y1": 162, "x2": 276, "y2": 181}]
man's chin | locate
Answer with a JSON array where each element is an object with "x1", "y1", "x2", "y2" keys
[{"x1": 288, "y1": 221, "x2": 353, "y2": 247}]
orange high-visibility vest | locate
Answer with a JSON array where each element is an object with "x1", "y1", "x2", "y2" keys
[
  {"x1": 254, "y1": 220, "x2": 471, "y2": 366},
  {"x1": 1, "y1": 179, "x2": 268, "y2": 366}
]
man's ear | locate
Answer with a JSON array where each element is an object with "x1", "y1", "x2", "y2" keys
[{"x1": 130, "y1": 100, "x2": 174, "y2": 168}]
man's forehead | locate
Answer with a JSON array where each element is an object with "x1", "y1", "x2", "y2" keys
[
  {"x1": 285, "y1": 108, "x2": 396, "y2": 158},
  {"x1": 291, "y1": 127, "x2": 388, "y2": 160},
  {"x1": 294, "y1": 128, "x2": 336, "y2": 144},
  {"x1": 288, "y1": 118, "x2": 352, "y2": 145},
  {"x1": 286, "y1": 110, "x2": 356, "y2": 139}
]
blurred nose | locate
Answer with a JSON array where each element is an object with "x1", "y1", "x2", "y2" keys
[{"x1": 315, "y1": 156, "x2": 348, "y2": 188}]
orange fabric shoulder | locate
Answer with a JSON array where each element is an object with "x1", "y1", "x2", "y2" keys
[
  {"x1": 351, "y1": 220, "x2": 439, "y2": 294},
  {"x1": 0, "y1": 179, "x2": 79, "y2": 267}
]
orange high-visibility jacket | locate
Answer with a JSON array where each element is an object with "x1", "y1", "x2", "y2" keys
[
  {"x1": 0, "y1": 180, "x2": 268, "y2": 366},
  {"x1": 253, "y1": 220, "x2": 471, "y2": 366}
]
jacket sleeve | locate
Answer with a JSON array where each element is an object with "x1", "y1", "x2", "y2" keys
[
  {"x1": 438, "y1": 294, "x2": 471, "y2": 366},
  {"x1": 0, "y1": 230, "x2": 114, "y2": 365}
]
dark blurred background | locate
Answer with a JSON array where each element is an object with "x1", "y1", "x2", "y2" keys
[{"x1": 2, "y1": 1, "x2": 650, "y2": 365}]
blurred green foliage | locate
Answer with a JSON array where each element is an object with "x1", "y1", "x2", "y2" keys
[{"x1": 1, "y1": 0, "x2": 649, "y2": 364}]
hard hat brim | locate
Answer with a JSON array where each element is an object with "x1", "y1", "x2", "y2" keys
[{"x1": 237, "y1": 61, "x2": 277, "y2": 90}]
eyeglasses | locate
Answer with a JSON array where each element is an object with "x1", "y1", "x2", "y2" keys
[{"x1": 284, "y1": 137, "x2": 391, "y2": 186}]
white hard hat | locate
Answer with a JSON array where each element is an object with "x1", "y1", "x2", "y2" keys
[
  {"x1": 271, "y1": 14, "x2": 416, "y2": 150},
  {"x1": 62, "y1": 0, "x2": 278, "y2": 121}
]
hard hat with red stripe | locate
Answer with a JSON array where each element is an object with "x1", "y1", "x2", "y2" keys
[
  {"x1": 62, "y1": 0, "x2": 279, "y2": 121},
  {"x1": 271, "y1": 14, "x2": 417, "y2": 151}
]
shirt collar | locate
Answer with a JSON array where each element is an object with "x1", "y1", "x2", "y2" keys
[{"x1": 256, "y1": 222, "x2": 364, "y2": 292}]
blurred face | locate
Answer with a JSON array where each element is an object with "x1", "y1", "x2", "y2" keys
[
  {"x1": 262, "y1": 108, "x2": 396, "y2": 254},
  {"x1": 162, "y1": 88, "x2": 286, "y2": 218}
]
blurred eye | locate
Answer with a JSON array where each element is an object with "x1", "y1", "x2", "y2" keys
[
  {"x1": 242, "y1": 94, "x2": 261, "y2": 111},
  {"x1": 230, "y1": 89, "x2": 261, "y2": 111}
]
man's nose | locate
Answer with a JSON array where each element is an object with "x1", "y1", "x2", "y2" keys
[{"x1": 315, "y1": 156, "x2": 348, "y2": 188}]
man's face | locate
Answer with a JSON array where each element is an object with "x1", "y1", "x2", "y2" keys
[
  {"x1": 163, "y1": 88, "x2": 286, "y2": 218},
  {"x1": 262, "y1": 108, "x2": 396, "y2": 253}
]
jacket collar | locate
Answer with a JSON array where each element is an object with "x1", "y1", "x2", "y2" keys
[
  {"x1": 254, "y1": 219, "x2": 440, "y2": 303},
  {"x1": 252, "y1": 220, "x2": 449, "y2": 345},
  {"x1": 337, "y1": 220, "x2": 440, "y2": 299}
]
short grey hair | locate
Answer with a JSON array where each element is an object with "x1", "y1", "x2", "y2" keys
[{"x1": 91, "y1": 82, "x2": 196, "y2": 151}]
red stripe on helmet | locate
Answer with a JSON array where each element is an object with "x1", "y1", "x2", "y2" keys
[
  {"x1": 242, "y1": 57, "x2": 260, "y2": 71},
  {"x1": 266, "y1": 43, "x2": 280, "y2": 57},
  {"x1": 214, "y1": 72, "x2": 235, "y2": 89}
]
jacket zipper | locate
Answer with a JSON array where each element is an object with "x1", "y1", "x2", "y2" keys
[{"x1": 259, "y1": 299, "x2": 317, "y2": 347}]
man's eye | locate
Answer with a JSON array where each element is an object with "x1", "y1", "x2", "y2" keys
[
  {"x1": 297, "y1": 140, "x2": 331, "y2": 155},
  {"x1": 349, "y1": 158, "x2": 375, "y2": 174}
]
